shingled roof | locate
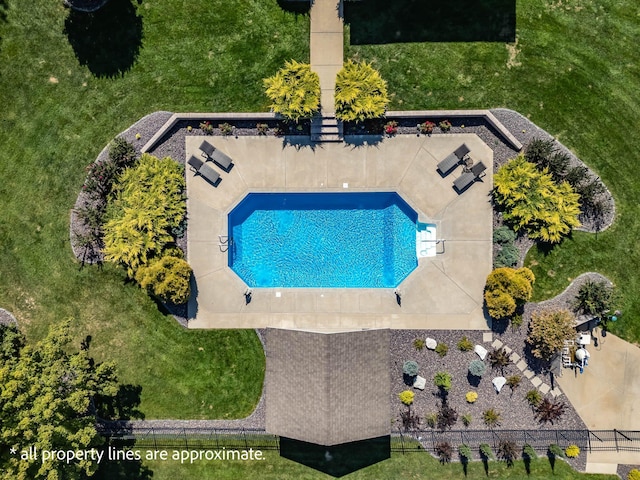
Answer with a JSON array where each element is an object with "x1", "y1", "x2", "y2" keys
[{"x1": 265, "y1": 328, "x2": 390, "y2": 446}]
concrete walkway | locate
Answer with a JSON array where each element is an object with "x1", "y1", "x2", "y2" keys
[
  {"x1": 310, "y1": 0, "x2": 343, "y2": 116},
  {"x1": 556, "y1": 328, "x2": 640, "y2": 471}
]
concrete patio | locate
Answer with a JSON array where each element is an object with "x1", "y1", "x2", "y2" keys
[{"x1": 186, "y1": 134, "x2": 493, "y2": 331}]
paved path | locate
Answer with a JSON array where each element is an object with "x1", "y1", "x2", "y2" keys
[
  {"x1": 310, "y1": 0, "x2": 343, "y2": 116},
  {"x1": 556, "y1": 328, "x2": 640, "y2": 471}
]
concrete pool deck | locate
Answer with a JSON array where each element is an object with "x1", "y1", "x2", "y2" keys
[{"x1": 186, "y1": 134, "x2": 493, "y2": 331}]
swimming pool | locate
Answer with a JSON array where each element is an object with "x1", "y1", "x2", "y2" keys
[{"x1": 227, "y1": 192, "x2": 418, "y2": 288}]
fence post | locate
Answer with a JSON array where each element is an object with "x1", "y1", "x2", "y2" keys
[
  {"x1": 587, "y1": 430, "x2": 591, "y2": 453},
  {"x1": 614, "y1": 429, "x2": 619, "y2": 452},
  {"x1": 184, "y1": 428, "x2": 188, "y2": 450},
  {"x1": 243, "y1": 428, "x2": 248, "y2": 450},
  {"x1": 153, "y1": 427, "x2": 157, "y2": 450}
]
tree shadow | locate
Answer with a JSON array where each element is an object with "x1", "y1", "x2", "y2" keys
[
  {"x1": 344, "y1": 0, "x2": 516, "y2": 45},
  {"x1": 547, "y1": 450, "x2": 556, "y2": 473},
  {"x1": 94, "y1": 439, "x2": 153, "y2": 480},
  {"x1": 96, "y1": 384, "x2": 145, "y2": 421},
  {"x1": 280, "y1": 436, "x2": 390, "y2": 477},
  {"x1": 277, "y1": 0, "x2": 311, "y2": 15},
  {"x1": 64, "y1": 0, "x2": 143, "y2": 78}
]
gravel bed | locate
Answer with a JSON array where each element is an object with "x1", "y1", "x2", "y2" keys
[
  {"x1": 618, "y1": 464, "x2": 640, "y2": 480},
  {"x1": 0, "y1": 308, "x2": 18, "y2": 327}
]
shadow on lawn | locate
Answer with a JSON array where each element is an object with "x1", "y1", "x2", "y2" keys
[
  {"x1": 94, "y1": 439, "x2": 153, "y2": 480},
  {"x1": 344, "y1": 0, "x2": 516, "y2": 44},
  {"x1": 280, "y1": 436, "x2": 390, "y2": 477},
  {"x1": 64, "y1": 0, "x2": 143, "y2": 78}
]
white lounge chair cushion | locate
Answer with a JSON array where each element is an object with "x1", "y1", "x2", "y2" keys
[
  {"x1": 413, "y1": 375, "x2": 427, "y2": 390},
  {"x1": 475, "y1": 344, "x2": 488, "y2": 360},
  {"x1": 492, "y1": 376, "x2": 507, "y2": 393},
  {"x1": 426, "y1": 338, "x2": 437, "y2": 350}
]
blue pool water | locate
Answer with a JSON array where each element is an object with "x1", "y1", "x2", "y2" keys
[{"x1": 228, "y1": 192, "x2": 418, "y2": 288}]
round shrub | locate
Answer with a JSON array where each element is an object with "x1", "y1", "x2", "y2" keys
[
  {"x1": 468, "y1": 360, "x2": 487, "y2": 377},
  {"x1": 402, "y1": 360, "x2": 419, "y2": 377},
  {"x1": 465, "y1": 391, "x2": 478, "y2": 403},
  {"x1": 434, "y1": 372, "x2": 452, "y2": 392},
  {"x1": 493, "y1": 226, "x2": 516, "y2": 245},
  {"x1": 399, "y1": 390, "x2": 414, "y2": 406},
  {"x1": 495, "y1": 243, "x2": 520, "y2": 268},
  {"x1": 263, "y1": 60, "x2": 320, "y2": 122},
  {"x1": 135, "y1": 254, "x2": 192, "y2": 305},
  {"x1": 565, "y1": 445, "x2": 580, "y2": 458},
  {"x1": 628, "y1": 469, "x2": 640, "y2": 480}
]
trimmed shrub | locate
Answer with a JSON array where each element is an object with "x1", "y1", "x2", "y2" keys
[
  {"x1": 627, "y1": 469, "x2": 640, "y2": 480},
  {"x1": 495, "y1": 243, "x2": 520, "y2": 268},
  {"x1": 413, "y1": 338, "x2": 425, "y2": 351},
  {"x1": 398, "y1": 390, "x2": 414, "y2": 406},
  {"x1": 548, "y1": 444, "x2": 564, "y2": 458},
  {"x1": 493, "y1": 155, "x2": 581, "y2": 243},
  {"x1": 484, "y1": 267, "x2": 535, "y2": 320},
  {"x1": 335, "y1": 60, "x2": 389, "y2": 122},
  {"x1": 458, "y1": 444, "x2": 472, "y2": 461},
  {"x1": 457, "y1": 336, "x2": 474, "y2": 352},
  {"x1": 527, "y1": 308, "x2": 576, "y2": 360},
  {"x1": 493, "y1": 226, "x2": 516, "y2": 245},
  {"x1": 565, "y1": 445, "x2": 580, "y2": 458},
  {"x1": 435, "y1": 342, "x2": 448, "y2": 357},
  {"x1": 482, "y1": 408, "x2": 501, "y2": 428},
  {"x1": 465, "y1": 391, "x2": 478, "y2": 403},
  {"x1": 434, "y1": 372, "x2": 452, "y2": 392},
  {"x1": 526, "y1": 389, "x2": 542, "y2": 408},
  {"x1": 479, "y1": 443, "x2": 494, "y2": 460},
  {"x1": 468, "y1": 360, "x2": 486, "y2": 378},
  {"x1": 402, "y1": 360, "x2": 419, "y2": 377},
  {"x1": 135, "y1": 254, "x2": 192, "y2": 305},
  {"x1": 263, "y1": 60, "x2": 320, "y2": 122},
  {"x1": 523, "y1": 444, "x2": 537, "y2": 460}
]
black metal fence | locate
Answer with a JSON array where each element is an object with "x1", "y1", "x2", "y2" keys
[{"x1": 99, "y1": 426, "x2": 640, "y2": 455}]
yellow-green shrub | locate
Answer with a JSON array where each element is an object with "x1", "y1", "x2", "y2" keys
[
  {"x1": 135, "y1": 254, "x2": 192, "y2": 305},
  {"x1": 564, "y1": 445, "x2": 580, "y2": 458},
  {"x1": 628, "y1": 469, "x2": 640, "y2": 480},
  {"x1": 263, "y1": 60, "x2": 320, "y2": 122},
  {"x1": 484, "y1": 267, "x2": 535, "y2": 319},
  {"x1": 335, "y1": 60, "x2": 389, "y2": 122},
  {"x1": 465, "y1": 391, "x2": 478, "y2": 403},
  {"x1": 399, "y1": 390, "x2": 414, "y2": 406}
]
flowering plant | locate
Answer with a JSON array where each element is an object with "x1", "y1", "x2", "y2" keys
[
  {"x1": 199, "y1": 121, "x2": 214, "y2": 134},
  {"x1": 384, "y1": 120, "x2": 398, "y2": 136},
  {"x1": 219, "y1": 122, "x2": 234, "y2": 136},
  {"x1": 418, "y1": 121, "x2": 435, "y2": 134}
]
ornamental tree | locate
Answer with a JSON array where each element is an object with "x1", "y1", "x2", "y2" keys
[
  {"x1": 335, "y1": 60, "x2": 389, "y2": 122},
  {"x1": 526, "y1": 308, "x2": 576, "y2": 360},
  {"x1": 493, "y1": 155, "x2": 581, "y2": 243},
  {"x1": 263, "y1": 60, "x2": 320, "y2": 122},
  {"x1": 484, "y1": 267, "x2": 535, "y2": 320},
  {"x1": 0, "y1": 321, "x2": 118, "y2": 480}
]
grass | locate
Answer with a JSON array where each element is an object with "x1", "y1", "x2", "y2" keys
[
  {"x1": 345, "y1": 0, "x2": 640, "y2": 343},
  {"x1": 0, "y1": 0, "x2": 308, "y2": 418},
  {"x1": 134, "y1": 450, "x2": 616, "y2": 480}
]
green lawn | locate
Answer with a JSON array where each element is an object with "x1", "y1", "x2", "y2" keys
[
  {"x1": 345, "y1": 0, "x2": 640, "y2": 344},
  {"x1": 0, "y1": 0, "x2": 308, "y2": 418},
  {"x1": 136, "y1": 450, "x2": 615, "y2": 480}
]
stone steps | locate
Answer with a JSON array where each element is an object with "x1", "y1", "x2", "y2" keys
[{"x1": 311, "y1": 115, "x2": 343, "y2": 143}]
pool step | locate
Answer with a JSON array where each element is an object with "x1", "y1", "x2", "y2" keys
[{"x1": 311, "y1": 115, "x2": 343, "y2": 143}]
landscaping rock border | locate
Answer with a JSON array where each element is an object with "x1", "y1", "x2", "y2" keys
[{"x1": 0, "y1": 308, "x2": 18, "y2": 327}]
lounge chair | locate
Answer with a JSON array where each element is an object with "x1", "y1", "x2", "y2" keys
[
  {"x1": 199, "y1": 140, "x2": 233, "y2": 171},
  {"x1": 453, "y1": 160, "x2": 487, "y2": 192},
  {"x1": 187, "y1": 155, "x2": 221, "y2": 186},
  {"x1": 437, "y1": 143, "x2": 470, "y2": 176}
]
